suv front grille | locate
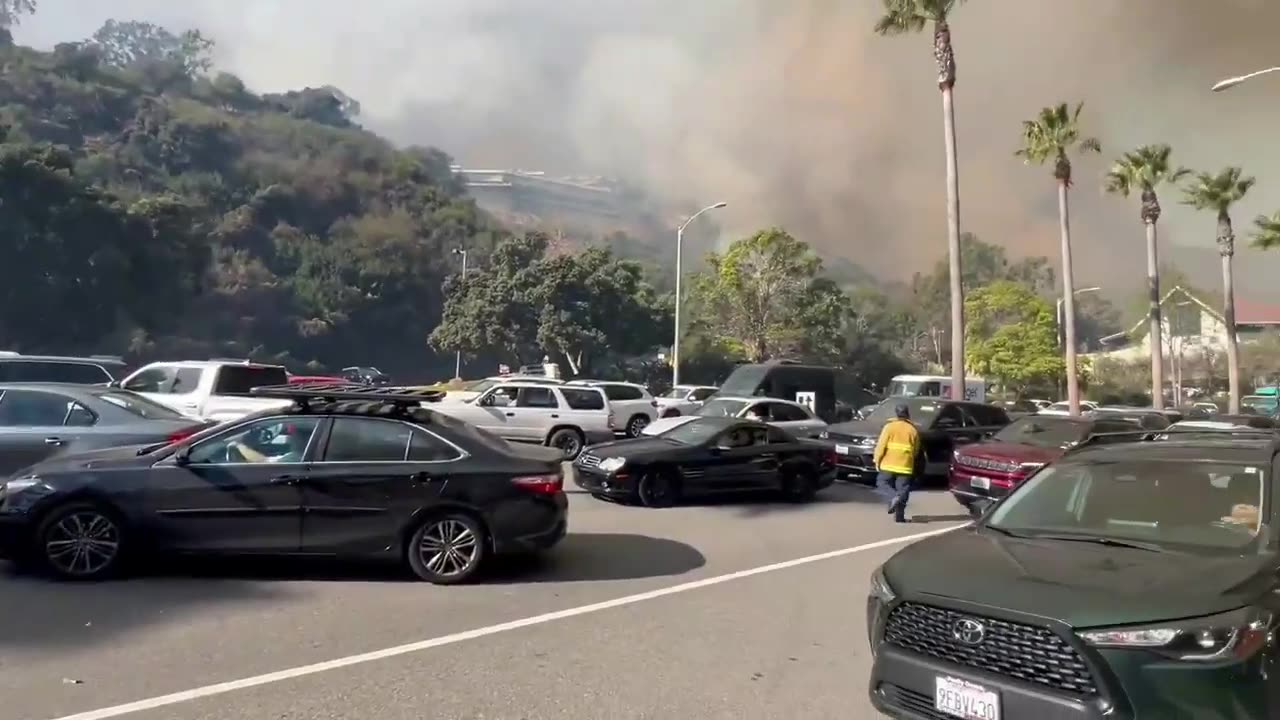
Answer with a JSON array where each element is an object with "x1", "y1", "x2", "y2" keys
[
  {"x1": 884, "y1": 602, "x2": 1098, "y2": 696},
  {"x1": 577, "y1": 454, "x2": 600, "y2": 469}
]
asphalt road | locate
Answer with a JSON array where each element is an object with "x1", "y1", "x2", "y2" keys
[{"x1": 0, "y1": 476, "x2": 969, "y2": 720}]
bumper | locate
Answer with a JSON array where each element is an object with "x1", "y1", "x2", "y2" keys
[
  {"x1": 830, "y1": 445, "x2": 876, "y2": 477},
  {"x1": 491, "y1": 492, "x2": 568, "y2": 555},
  {"x1": 573, "y1": 468, "x2": 633, "y2": 499},
  {"x1": 507, "y1": 516, "x2": 567, "y2": 553}
]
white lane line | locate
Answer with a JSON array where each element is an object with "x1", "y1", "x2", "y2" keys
[{"x1": 48, "y1": 524, "x2": 964, "y2": 720}]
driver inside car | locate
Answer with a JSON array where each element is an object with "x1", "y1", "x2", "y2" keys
[{"x1": 230, "y1": 425, "x2": 309, "y2": 463}]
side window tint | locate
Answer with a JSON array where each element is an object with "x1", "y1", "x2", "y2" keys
[
  {"x1": 324, "y1": 419, "x2": 412, "y2": 462},
  {"x1": 605, "y1": 385, "x2": 643, "y2": 401},
  {"x1": 0, "y1": 390, "x2": 79, "y2": 426},
  {"x1": 561, "y1": 389, "x2": 605, "y2": 410},
  {"x1": 42, "y1": 363, "x2": 111, "y2": 384},
  {"x1": 517, "y1": 387, "x2": 559, "y2": 408},
  {"x1": 772, "y1": 404, "x2": 807, "y2": 422},
  {"x1": 188, "y1": 417, "x2": 320, "y2": 464},
  {"x1": 65, "y1": 403, "x2": 96, "y2": 427},
  {"x1": 124, "y1": 367, "x2": 174, "y2": 393},
  {"x1": 408, "y1": 428, "x2": 462, "y2": 461},
  {"x1": 172, "y1": 368, "x2": 204, "y2": 393},
  {"x1": 691, "y1": 388, "x2": 716, "y2": 401},
  {"x1": 934, "y1": 405, "x2": 964, "y2": 429}
]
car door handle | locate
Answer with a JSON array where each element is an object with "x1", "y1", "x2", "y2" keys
[
  {"x1": 505, "y1": 411, "x2": 516, "y2": 417},
  {"x1": 550, "y1": 414, "x2": 559, "y2": 418},
  {"x1": 44, "y1": 437, "x2": 65, "y2": 446},
  {"x1": 269, "y1": 475, "x2": 301, "y2": 486}
]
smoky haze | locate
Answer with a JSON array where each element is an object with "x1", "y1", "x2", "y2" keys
[{"x1": 15, "y1": 0, "x2": 1280, "y2": 297}]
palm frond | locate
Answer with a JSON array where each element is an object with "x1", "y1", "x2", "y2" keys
[
  {"x1": 873, "y1": 0, "x2": 927, "y2": 35},
  {"x1": 1015, "y1": 101, "x2": 1096, "y2": 166},
  {"x1": 1079, "y1": 137, "x2": 1102, "y2": 155},
  {"x1": 1252, "y1": 212, "x2": 1280, "y2": 250},
  {"x1": 1181, "y1": 166, "x2": 1255, "y2": 212}
]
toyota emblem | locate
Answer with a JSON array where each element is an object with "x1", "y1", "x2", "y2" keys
[{"x1": 952, "y1": 618, "x2": 986, "y2": 646}]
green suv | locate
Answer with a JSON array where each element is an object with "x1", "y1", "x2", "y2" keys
[{"x1": 867, "y1": 432, "x2": 1280, "y2": 719}]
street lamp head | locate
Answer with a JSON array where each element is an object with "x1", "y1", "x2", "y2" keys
[
  {"x1": 451, "y1": 247, "x2": 464, "y2": 255},
  {"x1": 1212, "y1": 77, "x2": 1243, "y2": 92},
  {"x1": 711, "y1": 201, "x2": 727, "y2": 209}
]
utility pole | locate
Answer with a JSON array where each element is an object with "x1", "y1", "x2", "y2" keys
[{"x1": 451, "y1": 247, "x2": 468, "y2": 379}]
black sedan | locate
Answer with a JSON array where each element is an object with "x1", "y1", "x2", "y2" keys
[
  {"x1": 822, "y1": 397, "x2": 1011, "y2": 483},
  {"x1": 0, "y1": 383, "x2": 213, "y2": 476},
  {"x1": 573, "y1": 416, "x2": 836, "y2": 507},
  {"x1": 0, "y1": 385, "x2": 568, "y2": 584}
]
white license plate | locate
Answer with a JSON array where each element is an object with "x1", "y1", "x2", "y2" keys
[
  {"x1": 835, "y1": 444, "x2": 850, "y2": 455},
  {"x1": 935, "y1": 676, "x2": 999, "y2": 720},
  {"x1": 970, "y1": 476, "x2": 990, "y2": 491}
]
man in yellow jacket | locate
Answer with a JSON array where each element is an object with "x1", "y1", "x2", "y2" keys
[{"x1": 873, "y1": 402, "x2": 921, "y2": 523}]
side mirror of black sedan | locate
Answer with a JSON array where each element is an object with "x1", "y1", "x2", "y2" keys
[{"x1": 172, "y1": 446, "x2": 191, "y2": 465}]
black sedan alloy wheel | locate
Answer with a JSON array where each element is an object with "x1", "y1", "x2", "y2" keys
[
  {"x1": 637, "y1": 470, "x2": 679, "y2": 508},
  {"x1": 39, "y1": 503, "x2": 124, "y2": 580},
  {"x1": 407, "y1": 513, "x2": 486, "y2": 584}
]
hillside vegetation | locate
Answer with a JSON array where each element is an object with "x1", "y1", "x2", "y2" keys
[{"x1": 0, "y1": 21, "x2": 500, "y2": 377}]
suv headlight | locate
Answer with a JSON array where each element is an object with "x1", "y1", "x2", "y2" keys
[
  {"x1": 598, "y1": 457, "x2": 626, "y2": 473},
  {"x1": 869, "y1": 565, "x2": 896, "y2": 603},
  {"x1": 1078, "y1": 607, "x2": 1273, "y2": 662},
  {"x1": 818, "y1": 430, "x2": 829, "y2": 439}
]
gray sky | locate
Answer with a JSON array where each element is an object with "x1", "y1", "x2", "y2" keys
[{"x1": 15, "y1": 0, "x2": 1280, "y2": 299}]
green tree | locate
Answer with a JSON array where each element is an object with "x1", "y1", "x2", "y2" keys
[
  {"x1": 874, "y1": 0, "x2": 968, "y2": 399},
  {"x1": 964, "y1": 281, "x2": 1064, "y2": 397},
  {"x1": 1015, "y1": 101, "x2": 1101, "y2": 415},
  {"x1": 1104, "y1": 143, "x2": 1189, "y2": 409},
  {"x1": 0, "y1": 0, "x2": 34, "y2": 30},
  {"x1": 687, "y1": 228, "x2": 850, "y2": 363},
  {"x1": 88, "y1": 20, "x2": 214, "y2": 76},
  {"x1": 1251, "y1": 211, "x2": 1280, "y2": 251},
  {"x1": 1182, "y1": 167, "x2": 1255, "y2": 413}
]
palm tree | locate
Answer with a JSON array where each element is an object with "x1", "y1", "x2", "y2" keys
[
  {"x1": 1182, "y1": 167, "x2": 1256, "y2": 414},
  {"x1": 1103, "y1": 145, "x2": 1189, "y2": 411},
  {"x1": 875, "y1": 0, "x2": 967, "y2": 399},
  {"x1": 1253, "y1": 211, "x2": 1280, "y2": 250},
  {"x1": 1014, "y1": 102, "x2": 1100, "y2": 416}
]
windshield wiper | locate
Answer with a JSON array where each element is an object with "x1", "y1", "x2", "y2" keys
[
  {"x1": 1022, "y1": 532, "x2": 1167, "y2": 553},
  {"x1": 136, "y1": 442, "x2": 167, "y2": 456}
]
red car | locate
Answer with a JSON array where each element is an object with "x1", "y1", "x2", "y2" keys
[
  {"x1": 948, "y1": 414, "x2": 1145, "y2": 516},
  {"x1": 286, "y1": 374, "x2": 347, "y2": 385}
]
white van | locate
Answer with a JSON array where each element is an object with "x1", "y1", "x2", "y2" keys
[{"x1": 888, "y1": 374, "x2": 986, "y2": 403}]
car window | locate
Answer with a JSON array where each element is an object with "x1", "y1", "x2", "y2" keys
[
  {"x1": 324, "y1": 418, "x2": 412, "y2": 462},
  {"x1": 766, "y1": 426, "x2": 794, "y2": 444},
  {"x1": 716, "y1": 425, "x2": 767, "y2": 448},
  {"x1": 0, "y1": 361, "x2": 112, "y2": 384},
  {"x1": 516, "y1": 387, "x2": 559, "y2": 409},
  {"x1": 124, "y1": 366, "x2": 175, "y2": 393},
  {"x1": 603, "y1": 384, "x2": 643, "y2": 401},
  {"x1": 987, "y1": 459, "x2": 1265, "y2": 552},
  {"x1": 213, "y1": 366, "x2": 289, "y2": 395},
  {"x1": 771, "y1": 404, "x2": 809, "y2": 422},
  {"x1": 560, "y1": 388, "x2": 605, "y2": 410},
  {"x1": 64, "y1": 403, "x2": 97, "y2": 427},
  {"x1": 408, "y1": 427, "x2": 463, "y2": 461},
  {"x1": 172, "y1": 368, "x2": 204, "y2": 394},
  {"x1": 0, "y1": 389, "x2": 87, "y2": 426},
  {"x1": 98, "y1": 391, "x2": 187, "y2": 420},
  {"x1": 933, "y1": 404, "x2": 965, "y2": 429},
  {"x1": 968, "y1": 404, "x2": 1009, "y2": 426},
  {"x1": 699, "y1": 399, "x2": 748, "y2": 417},
  {"x1": 690, "y1": 388, "x2": 717, "y2": 402},
  {"x1": 483, "y1": 386, "x2": 518, "y2": 407},
  {"x1": 188, "y1": 417, "x2": 320, "y2": 464}
]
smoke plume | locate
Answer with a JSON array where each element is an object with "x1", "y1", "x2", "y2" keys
[{"x1": 16, "y1": 0, "x2": 1280, "y2": 296}]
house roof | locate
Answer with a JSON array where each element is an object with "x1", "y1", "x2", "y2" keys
[{"x1": 1235, "y1": 298, "x2": 1280, "y2": 325}]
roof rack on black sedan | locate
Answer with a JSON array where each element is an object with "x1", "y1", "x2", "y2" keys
[{"x1": 249, "y1": 383, "x2": 444, "y2": 405}]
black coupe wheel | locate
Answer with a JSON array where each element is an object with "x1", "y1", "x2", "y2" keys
[
  {"x1": 407, "y1": 513, "x2": 486, "y2": 585},
  {"x1": 637, "y1": 469, "x2": 680, "y2": 508},
  {"x1": 37, "y1": 503, "x2": 125, "y2": 580},
  {"x1": 780, "y1": 468, "x2": 819, "y2": 503},
  {"x1": 625, "y1": 414, "x2": 650, "y2": 437},
  {"x1": 548, "y1": 428, "x2": 585, "y2": 460}
]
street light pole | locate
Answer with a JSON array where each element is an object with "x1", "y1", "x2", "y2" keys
[
  {"x1": 1212, "y1": 66, "x2": 1280, "y2": 92},
  {"x1": 672, "y1": 201, "x2": 727, "y2": 387},
  {"x1": 1056, "y1": 286, "x2": 1101, "y2": 409},
  {"x1": 451, "y1": 247, "x2": 468, "y2": 380}
]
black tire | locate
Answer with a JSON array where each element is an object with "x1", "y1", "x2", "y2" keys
[
  {"x1": 780, "y1": 467, "x2": 819, "y2": 503},
  {"x1": 637, "y1": 469, "x2": 680, "y2": 508},
  {"x1": 547, "y1": 427, "x2": 586, "y2": 460},
  {"x1": 36, "y1": 502, "x2": 126, "y2": 581},
  {"x1": 625, "y1": 414, "x2": 650, "y2": 437},
  {"x1": 406, "y1": 512, "x2": 487, "y2": 585}
]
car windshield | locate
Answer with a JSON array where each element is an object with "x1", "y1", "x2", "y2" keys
[
  {"x1": 664, "y1": 386, "x2": 693, "y2": 399},
  {"x1": 986, "y1": 459, "x2": 1266, "y2": 553},
  {"x1": 992, "y1": 417, "x2": 1089, "y2": 449},
  {"x1": 662, "y1": 419, "x2": 728, "y2": 445},
  {"x1": 697, "y1": 399, "x2": 748, "y2": 417},
  {"x1": 863, "y1": 400, "x2": 939, "y2": 424},
  {"x1": 98, "y1": 391, "x2": 187, "y2": 420}
]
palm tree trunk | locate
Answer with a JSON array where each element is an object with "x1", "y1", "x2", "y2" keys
[
  {"x1": 941, "y1": 85, "x2": 964, "y2": 399},
  {"x1": 1223, "y1": 252, "x2": 1241, "y2": 414},
  {"x1": 1145, "y1": 221, "x2": 1164, "y2": 409},
  {"x1": 1058, "y1": 180, "x2": 1080, "y2": 416}
]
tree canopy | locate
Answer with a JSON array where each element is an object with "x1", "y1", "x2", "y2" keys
[{"x1": 964, "y1": 281, "x2": 1063, "y2": 394}]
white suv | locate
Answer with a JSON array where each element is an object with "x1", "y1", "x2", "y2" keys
[
  {"x1": 655, "y1": 385, "x2": 719, "y2": 418},
  {"x1": 119, "y1": 360, "x2": 292, "y2": 422},
  {"x1": 430, "y1": 381, "x2": 613, "y2": 459},
  {"x1": 567, "y1": 380, "x2": 658, "y2": 437}
]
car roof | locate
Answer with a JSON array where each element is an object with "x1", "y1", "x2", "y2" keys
[
  {"x1": 0, "y1": 355, "x2": 125, "y2": 367},
  {"x1": 1066, "y1": 437, "x2": 1275, "y2": 464},
  {"x1": 682, "y1": 415, "x2": 767, "y2": 430},
  {"x1": 142, "y1": 360, "x2": 285, "y2": 370},
  {"x1": 0, "y1": 382, "x2": 112, "y2": 395}
]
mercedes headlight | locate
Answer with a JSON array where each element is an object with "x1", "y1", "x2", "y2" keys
[
  {"x1": 598, "y1": 457, "x2": 626, "y2": 473},
  {"x1": 1078, "y1": 607, "x2": 1273, "y2": 662},
  {"x1": 818, "y1": 430, "x2": 829, "y2": 439},
  {"x1": 869, "y1": 565, "x2": 896, "y2": 604},
  {"x1": 3, "y1": 474, "x2": 45, "y2": 494}
]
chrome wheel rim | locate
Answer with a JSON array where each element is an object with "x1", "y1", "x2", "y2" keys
[
  {"x1": 628, "y1": 416, "x2": 649, "y2": 436},
  {"x1": 418, "y1": 519, "x2": 479, "y2": 578},
  {"x1": 45, "y1": 511, "x2": 120, "y2": 576},
  {"x1": 553, "y1": 433, "x2": 581, "y2": 458}
]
